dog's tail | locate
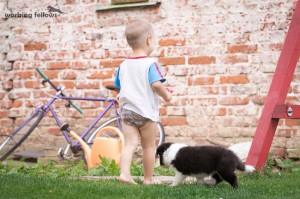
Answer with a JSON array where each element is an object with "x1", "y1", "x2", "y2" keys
[{"x1": 237, "y1": 161, "x2": 256, "y2": 173}]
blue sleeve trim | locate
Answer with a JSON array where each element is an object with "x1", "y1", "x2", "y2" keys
[{"x1": 114, "y1": 67, "x2": 121, "y2": 89}]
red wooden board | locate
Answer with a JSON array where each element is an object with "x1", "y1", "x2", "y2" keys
[
  {"x1": 246, "y1": 1, "x2": 300, "y2": 170},
  {"x1": 272, "y1": 104, "x2": 300, "y2": 119}
]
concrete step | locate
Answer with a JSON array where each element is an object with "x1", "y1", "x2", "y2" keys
[{"x1": 13, "y1": 150, "x2": 44, "y2": 162}]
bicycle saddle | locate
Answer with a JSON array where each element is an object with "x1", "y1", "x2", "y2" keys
[{"x1": 105, "y1": 85, "x2": 120, "y2": 92}]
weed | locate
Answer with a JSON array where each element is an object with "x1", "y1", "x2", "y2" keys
[{"x1": 0, "y1": 157, "x2": 174, "y2": 178}]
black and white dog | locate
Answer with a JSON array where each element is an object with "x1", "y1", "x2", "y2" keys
[{"x1": 156, "y1": 142, "x2": 255, "y2": 188}]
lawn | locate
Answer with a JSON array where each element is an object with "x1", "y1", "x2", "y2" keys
[
  {"x1": 1, "y1": 172, "x2": 300, "y2": 199},
  {"x1": 1, "y1": 159, "x2": 300, "y2": 199}
]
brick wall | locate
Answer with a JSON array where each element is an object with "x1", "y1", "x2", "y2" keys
[{"x1": 1, "y1": 0, "x2": 300, "y2": 158}]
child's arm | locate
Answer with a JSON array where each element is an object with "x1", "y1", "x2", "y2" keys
[{"x1": 151, "y1": 81, "x2": 172, "y2": 102}]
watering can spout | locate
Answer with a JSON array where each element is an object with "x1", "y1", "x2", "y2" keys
[
  {"x1": 69, "y1": 131, "x2": 93, "y2": 168},
  {"x1": 60, "y1": 123, "x2": 93, "y2": 169}
]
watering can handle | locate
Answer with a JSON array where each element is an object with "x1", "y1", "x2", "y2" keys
[{"x1": 95, "y1": 126, "x2": 125, "y2": 148}]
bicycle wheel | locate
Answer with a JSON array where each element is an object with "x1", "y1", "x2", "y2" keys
[
  {"x1": 0, "y1": 110, "x2": 44, "y2": 161},
  {"x1": 87, "y1": 116, "x2": 165, "y2": 147}
]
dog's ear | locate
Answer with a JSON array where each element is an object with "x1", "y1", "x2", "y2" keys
[
  {"x1": 156, "y1": 143, "x2": 173, "y2": 166},
  {"x1": 156, "y1": 142, "x2": 172, "y2": 156}
]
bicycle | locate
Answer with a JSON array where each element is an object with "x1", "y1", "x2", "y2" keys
[{"x1": 0, "y1": 68, "x2": 165, "y2": 161}]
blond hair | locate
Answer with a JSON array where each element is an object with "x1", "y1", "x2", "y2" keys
[{"x1": 125, "y1": 19, "x2": 153, "y2": 49}]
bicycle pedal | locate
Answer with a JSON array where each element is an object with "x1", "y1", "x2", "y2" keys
[{"x1": 57, "y1": 148, "x2": 64, "y2": 158}]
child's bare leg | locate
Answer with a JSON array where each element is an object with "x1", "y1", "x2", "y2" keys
[
  {"x1": 119, "y1": 122, "x2": 139, "y2": 184},
  {"x1": 140, "y1": 121, "x2": 158, "y2": 185}
]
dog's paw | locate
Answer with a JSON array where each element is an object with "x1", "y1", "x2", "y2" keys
[
  {"x1": 245, "y1": 165, "x2": 256, "y2": 173},
  {"x1": 170, "y1": 183, "x2": 178, "y2": 187},
  {"x1": 203, "y1": 178, "x2": 217, "y2": 186}
]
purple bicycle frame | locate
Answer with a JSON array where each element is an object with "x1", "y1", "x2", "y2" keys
[{"x1": 36, "y1": 88, "x2": 121, "y2": 148}]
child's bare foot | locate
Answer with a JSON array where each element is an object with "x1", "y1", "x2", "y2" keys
[
  {"x1": 118, "y1": 175, "x2": 137, "y2": 185},
  {"x1": 143, "y1": 179, "x2": 162, "y2": 185}
]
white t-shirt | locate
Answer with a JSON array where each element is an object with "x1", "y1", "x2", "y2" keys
[{"x1": 114, "y1": 56, "x2": 165, "y2": 122}]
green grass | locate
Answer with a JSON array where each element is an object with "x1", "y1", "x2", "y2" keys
[
  {"x1": 1, "y1": 171, "x2": 300, "y2": 199},
  {"x1": 1, "y1": 159, "x2": 300, "y2": 199}
]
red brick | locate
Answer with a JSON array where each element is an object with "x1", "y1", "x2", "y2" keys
[
  {"x1": 24, "y1": 43, "x2": 47, "y2": 51},
  {"x1": 269, "y1": 43, "x2": 283, "y2": 51},
  {"x1": 48, "y1": 62, "x2": 72, "y2": 70},
  {"x1": 82, "y1": 90, "x2": 103, "y2": 98},
  {"x1": 0, "y1": 118, "x2": 13, "y2": 127},
  {"x1": 285, "y1": 96, "x2": 298, "y2": 104},
  {"x1": 0, "y1": 111, "x2": 8, "y2": 117},
  {"x1": 188, "y1": 77, "x2": 214, "y2": 85},
  {"x1": 158, "y1": 57, "x2": 185, "y2": 65},
  {"x1": 25, "y1": 80, "x2": 40, "y2": 88},
  {"x1": 161, "y1": 117, "x2": 187, "y2": 126},
  {"x1": 102, "y1": 81, "x2": 114, "y2": 88},
  {"x1": 12, "y1": 27, "x2": 23, "y2": 34},
  {"x1": 211, "y1": 86, "x2": 227, "y2": 95},
  {"x1": 100, "y1": 59, "x2": 124, "y2": 68},
  {"x1": 219, "y1": 96, "x2": 249, "y2": 105},
  {"x1": 62, "y1": 71, "x2": 77, "y2": 79},
  {"x1": 76, "y1": 82, "x2": 100, "y2": 89},
  {"x1": 2, "y1": 80, "x2": 13, "y2": 90},
  {"x1": 218, "y1": 108, "x2": 227, "y2": 116},
  {"x1": 60, "y1": 81, "x2": 75, "y2": 89},
  {"x1": 270, "y1": 147, "x2": 286, "y2": 158},
  {"x1": 25, "y1": 99, "x2": 49, "y2": 107},
  {"x1": 47, "y1": 128, "x2": 61, "y2": 136},
  {"x1": 166, "y1": 97, "x2": 189, "y2": 106},
  {"x1": 277, "y1": 129, "x2": 292, "y2": 138},
  {"x1": 8, "y1": 91, "x2": 31, "y2": 99},
  {"x1": 43, "y1": 70, "x2": 59, "y2": 79},
  {"x1": 158, "y1": 38, "x2": 186, "y2": 46},
  {"x1": 91, "y1": 50, "x2": 109, "y2": 59},
  {"x1": 76, "y1": 42, "x2": 91, "y2": 51},
  {"x1": 188, "y1": 56, "x2": 216, "y2": 65},
  {"x1": 252, "y1": 95, "x2": 266, "y2": 105},
  {"x1": 0, "y1": 128, "x2": 13, "y2": 136},
  {"x1": 0, "y1": 100, "x2": 13, "y2": 108},
  {"x1": 33, "y1": 90, "x2": 54, "y2": 98},
  {"x1": 159, "y1": 49, "x2": 165, "y2": 57},
  {"x1": 159, "y1": 107, "x2": 167, "y2": 116},
  {"x1": 220, "y1": 75, "x2": 249, "y2": 84},
  {"x1": 192, "y1": 97, "x2": 218, "y2": 106},
  {"x1": 56, "y1": 51, "x2": 70, "y2": 60},
  {"x1": 88, "y1": 71, "x2": 113, "y2": 79},
  {"x1": 228, "y1": 44, "x2": 258, "y2": 54},
  {"x1": 52, "y1": 81, "x2": 74, "y2": 89},
  {"x1": 222, "y1": 55, "x2": 248, "y2": 64},
  {"x1": 73, "y1": 61, "x2": 91, "y2": 70},
  {"x1": 13, "y1": 81, "x2": 23, "y2": 89},
  {"x1": 206, "y1": 87, "x2": 219, "y2": 95},
  {"x1": 14, "y1": 71, "x2": 33, "y2": 79},
  {"x1": 285, "y1": 119, "x2": 300, "y2": 126},
  {"x1": 0, "y1": 91, "x2": 5, "y2": 100},
  {"x1": 13, "y1": 100, "x2": 23, "y2": 107}
]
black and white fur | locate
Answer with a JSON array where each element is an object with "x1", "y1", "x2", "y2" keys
[{"x1": 156, "y1": 142, "x2": 255, "y2": 188}]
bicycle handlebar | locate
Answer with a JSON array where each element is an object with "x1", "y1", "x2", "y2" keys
[
  {"x1": 36, "y1": 68, "x2": 48, "y2": 80},
  {"x1": 36, "y1": 68, "x2": 83, "y2": 114},
  {"x1": 36, "y1": 68, "x2": 59, "y2": 92}
]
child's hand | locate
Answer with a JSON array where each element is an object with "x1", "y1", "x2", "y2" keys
[
  {"x1": 166, "y1": 88, "x2": 173, "y2": 93},
  {"x1": 151, "y1": 81, "x2": 172, "y2": 102}
]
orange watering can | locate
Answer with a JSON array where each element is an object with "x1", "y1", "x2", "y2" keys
[{"x1": 60, "y1": 123, "x2": 124, "y2": 170}]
